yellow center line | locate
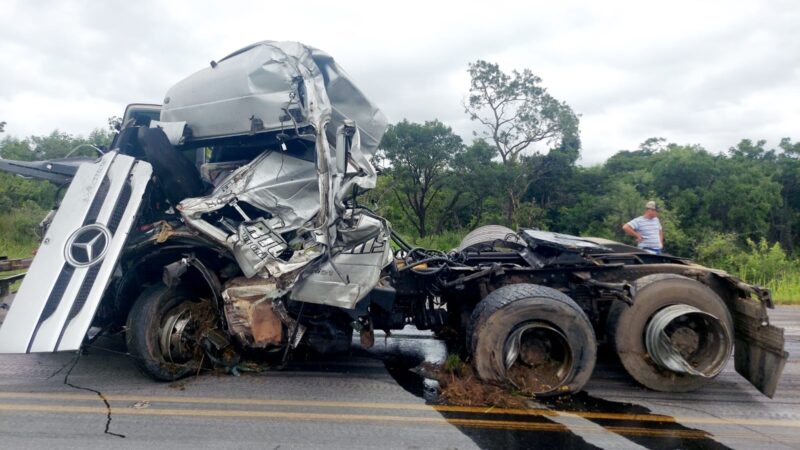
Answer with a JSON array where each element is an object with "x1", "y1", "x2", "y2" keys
[
  {"x1": 0, "y1": 391, "x2": 534, "y2": 414},
  {"x1": 0, "y1": 403, "x2": 772, "y2": 441},
  {"x1": 0, "y1": 391, "x2": 797, "y2": 429}
]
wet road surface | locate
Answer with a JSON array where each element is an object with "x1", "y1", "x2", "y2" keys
[{"x1": 0, "y1": 306, "x2": 797, "y2": 449}]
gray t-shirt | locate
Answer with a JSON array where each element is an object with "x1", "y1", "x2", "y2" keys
[{"x1": 626, "y1": 216, "x2": 662, "y2": 249}]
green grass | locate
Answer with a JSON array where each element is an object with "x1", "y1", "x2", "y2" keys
[
  {"x1": 0, "y1": 240, "x2": 37, "y2": 259},
  {"x1": 393, "y1": 229, "x2": 465, "y2": 252},
  {"x1": 1, "y1": 270, "x2": 26, "y2": 293},
  {"x1": 739, "y1": 271, "x2": 800, "y2": 305},
  {"x1": 0, "y1": 210, "x2": 41, "y2": 293},
  {"x1": 0, "y1": 208, "x2": 42, "y2": 259},
  {"x1": 443, "y1": 353, "x2": 465, "y2": 374}
]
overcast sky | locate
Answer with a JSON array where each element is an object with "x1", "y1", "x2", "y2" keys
[{"x1": 0, "y1": 0, "x2": 797, "y2": 164}]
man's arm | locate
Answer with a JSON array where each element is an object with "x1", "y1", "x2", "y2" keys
[
  {"x1": 660, "y1": 228, "x2": 664, "y2": 248},
  {"x1": 622, "y1": 223, "x2": 642, "y2": 243}
]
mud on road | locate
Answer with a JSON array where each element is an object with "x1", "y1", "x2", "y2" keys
[{"x1": 0, "y1": 307, "x2": 797, "y2": 450}]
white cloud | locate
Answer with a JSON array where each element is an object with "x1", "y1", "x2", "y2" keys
[{"x1": 0, "y1": 0, "x2": 797, "y2": 164}]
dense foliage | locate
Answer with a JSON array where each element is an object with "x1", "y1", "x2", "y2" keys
[
  {"x1": 369, "y1": 132, "x2": 800, "y2": 254},
  {"x1": 368, "y1": 129, "x2": 800, "y2": 302},
  {"x1": 0, "y1": 129, "x2": 113, "y2": 257}
]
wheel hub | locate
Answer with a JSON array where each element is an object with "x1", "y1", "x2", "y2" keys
[
  {"x1": 159, "y1": 301, "x2": 212, "y2": 364},
  {"x1": 504, "y1": 322, "x2": 575, "y2": 394},
  {"x1": 645, "y1": 304, "x2": 731, "y2": 377}
]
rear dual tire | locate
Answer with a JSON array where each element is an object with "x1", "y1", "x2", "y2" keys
[
  {"x1": 468, "y1": 284, "x2": 596, "y2": 396},
  {"x1": 609, "y1": 274, "x2": 733, "y2": 392}
]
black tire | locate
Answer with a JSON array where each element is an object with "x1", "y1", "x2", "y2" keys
[
  {"x1": 612, "y1": 274, "x2": 733, "y2": 392},
  {"x1": 605, "y1": 273, "x2": 688, "y2": 347},
  {"x1": 468, "y1": 284, "x2": 597, "y2": 396},
  {"x1": 457, "y1": 225, "x2": 523, "y2": 252},
  {"x1": 126, "y1": 283, "x2": 212, "y2": 381}
]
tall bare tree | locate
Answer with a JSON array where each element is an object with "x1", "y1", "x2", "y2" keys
[
  {"x1": 465, "y1": 61, "x2": 579, "y2": 164},
  {"x1": 465, "y1": 60, "x2": 580, "y2": 225}
]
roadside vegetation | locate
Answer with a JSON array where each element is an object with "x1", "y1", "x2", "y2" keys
[
  {"x1": 2, "y1": 61, "x2": 798, "y2": 303},
  {"x1": 0, "y1": 129, "x2": 112, "y2": 258}
]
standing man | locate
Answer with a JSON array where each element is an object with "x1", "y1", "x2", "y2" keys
[{"x1": 622, "y1": 201, "x2": 664, "y2": 254}]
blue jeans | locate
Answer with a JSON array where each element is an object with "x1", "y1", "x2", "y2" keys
[{"x1": 641, "y1": 247, "x2": 662, "y2": 255}]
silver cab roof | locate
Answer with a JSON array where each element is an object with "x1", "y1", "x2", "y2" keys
[{"x1": 160, "y1": 41, "x2": 387, "y2": 155}]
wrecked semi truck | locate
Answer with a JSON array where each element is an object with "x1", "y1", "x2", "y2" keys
[{"x1": 0, "y1": 41, "x2": 788, "y2": 397}]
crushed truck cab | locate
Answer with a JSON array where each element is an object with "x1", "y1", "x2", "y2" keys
[{"x1": 0, "y1": 41, "x2": 788, "y2": 397}]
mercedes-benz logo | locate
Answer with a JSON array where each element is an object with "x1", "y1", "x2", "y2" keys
[{"x1": 64, "y1": 224, "x2": 111, "y2": 268}]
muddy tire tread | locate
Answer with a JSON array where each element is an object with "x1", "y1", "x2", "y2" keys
[
  {"x1": 125, "y1": 283, "x2": 199, "y2": 381},
  {"x1": 467, "y1": 283, "x2": 597, "y2": 395}
]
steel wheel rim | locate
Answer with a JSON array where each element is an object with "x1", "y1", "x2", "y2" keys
[
  {"x1": 644, "y1": 304, "x2": 731, "y2": 377},
  {"x1": 158, "y1": 300, "x2": 210, "y2": 364},
  {"x1": 504, "y1": 321, "x2": 575, "y2": 393}
]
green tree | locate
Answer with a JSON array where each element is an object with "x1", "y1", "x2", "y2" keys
[
  {"x1": 465, "y1": 60, "x2": 580, "y2": 226},
  {"x1": 0, "y1": 136, "x2": 36, "y2": 160},
  {"x1": 465, "y1": 60, "x2": 579, "y2": 164},
  {"x1": 769, "y1": 138, "x2": 800, "y2": 251},
  {"x1": 379, "y1": 120, "x2": 464, "y2": 237},
  {"x1": 108, "y1": 115, "x2": 122, "y2": 132},
  {"x1": 451, "y1": 139, "x2": 505, "y2": 228}
]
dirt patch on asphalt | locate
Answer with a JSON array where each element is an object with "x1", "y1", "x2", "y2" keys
[{"x1": 421, "y1": 360, "x2": 529, "y2": 409}]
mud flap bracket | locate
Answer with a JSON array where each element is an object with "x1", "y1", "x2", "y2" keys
[{"x1": 733, "y1": 296, "x2": 788, "y2": 398}]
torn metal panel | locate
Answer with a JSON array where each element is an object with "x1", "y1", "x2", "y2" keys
[
  {"x1": 232, "y1": 218, "x2": 323, "y2": 280},
  {"x1": 172, "y1": 41, "x2": 391, "y2": 309},
  {"x1": 178, "y1": 149, "x2": 327, "y2": 280},
  {"x1": 200, "y1": 160, "x2": 250, "y2": 186},
  {"x1": 291, "y1": 210, "x2": 392, "y2": 309},
  {"x1": 180, "y1": 150, "x2": 321, "y2": 236}
]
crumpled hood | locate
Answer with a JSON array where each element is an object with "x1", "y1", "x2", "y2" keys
[{"x1": 168, "y1": 41, "x2": 393, "y2": 310}]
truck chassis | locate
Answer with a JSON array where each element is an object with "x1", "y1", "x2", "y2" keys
[{"x1": 0, "y1": 41, "x2": 787, "y2": 398}]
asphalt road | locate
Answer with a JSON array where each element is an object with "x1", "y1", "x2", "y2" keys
[{"x1": 0, "y1": 307, "x2": 798, "y2": 450}]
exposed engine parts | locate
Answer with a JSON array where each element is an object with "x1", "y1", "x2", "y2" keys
[{"x1": 222, "y1": 277, "x2": 285, "y2": 348}]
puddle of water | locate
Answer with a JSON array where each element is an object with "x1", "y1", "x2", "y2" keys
[
  {"x1": 370, "y1": 333, "x2": 597, "y2": 448},
  {"x1": 539, "y1": 392, "x2": 732, "y2": 450},
  {"x1": 384, "y1": 363, "x2": 603, "y2": 449},
  {"x1": 377, "y1": 332, "x2": 732, "y2": 450},
  {"x1": 384, "y1": 363, "x2": 439, "y2": 403},
  {"x1": 376, "y1": 331, "x2": 602, "y2": 450}
]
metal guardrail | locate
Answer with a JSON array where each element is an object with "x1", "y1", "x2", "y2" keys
[
  {"x1": 0, "y1": 256, "x2": 32, "y2": 272},
  {"x1": 0, "y1": 256, "x2": 31, "y2": 298}
]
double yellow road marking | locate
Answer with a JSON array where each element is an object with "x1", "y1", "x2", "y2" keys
[
  {"x1": 0, "y1": 403, "x2": 710, "y2": 438},
  {"x1": 0, "y1": 391, "x2": 796, "y2": 439}
]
